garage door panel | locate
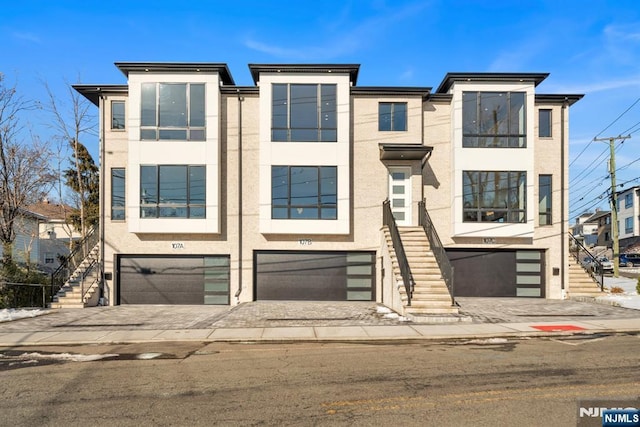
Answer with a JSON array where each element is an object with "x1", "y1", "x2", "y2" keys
[
  {"x1": 118, "y1": 255, "x2": 229, "y2": 305},
  {"x1": 255, "y1": 251, "x2": 374, "y2": 301}
]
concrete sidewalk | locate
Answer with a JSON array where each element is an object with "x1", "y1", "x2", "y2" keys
[{"x1": 1, "y1": 298, "x2": 639, "y2": 346}]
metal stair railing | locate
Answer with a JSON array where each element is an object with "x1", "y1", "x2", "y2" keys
[
  {"x1": 383, "y1": 200, "x2": 414, "y2": 306},
  {"x1": 50, "y1": 227, "x2": 100, "y2": 302},
  {"x1": 418, "y1": 200, "x2": 455, "y2": 306},
  {"x1": 568, "y1": 233, "x2": 604, "y2": 291}
]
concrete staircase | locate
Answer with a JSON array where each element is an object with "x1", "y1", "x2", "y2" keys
[
  {"x1": 385, "y1": 226, "x2": 458, "y2": 315},
  {"x1": 50, "y1": 244, "x2": 101, "y2": 309},
  {"x1": 567, "y1": 255, "x2": 606, "y2": 298}
]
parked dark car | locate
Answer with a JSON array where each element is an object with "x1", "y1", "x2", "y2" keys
[{"x1": 619, "y1": 253, "x2": 640, "y2": 267}]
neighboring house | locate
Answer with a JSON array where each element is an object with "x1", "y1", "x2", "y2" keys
[
  {"x1": 0, "y1": 209, "x2": 43, "y2": 267},
  {"x1": 571, "y1": 212, "x2": 599, "y2": 247},
  {"x1": 579, "y1": 210, "x2": 612, "y2": 249},
  {"x1": 25, "y1": 200, "x2": 81, "y2": 272},
  {"x1": 74, "y1": 62, "x2": 582, "y2": 307},
  {"x1": 616, "y1": 186, "x2": 640, "y2": 250}
]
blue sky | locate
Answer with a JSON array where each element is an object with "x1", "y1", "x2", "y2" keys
[{"x1": 2, "y1": 0, "x2": 640, "y2": 221}]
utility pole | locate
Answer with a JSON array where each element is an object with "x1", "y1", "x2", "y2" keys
[{"x1": 594, "y1": 134, "x2": 631, "y2": 277}]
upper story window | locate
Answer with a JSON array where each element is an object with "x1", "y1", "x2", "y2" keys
[
  {"x1": 271, "y1": 166, "x2": 337, "y2": 219},
  {"x1": 463, "y1": 170, "x2": 526, "y2": 223},
  {"x1": 463, "y1": 92, "x2": 526, "y2": 148},
  {"x1": 272, "y1": 83, "x2": 337, "y2": 142},
  {"x1": 625, "y1": 217, "x2": 633, "y2": 234},
  {"x1": 140, "y1": 165, "x2": 206, "y2": 218},
  {"x1": 379, "y1": 102, "x2": 407, "y2": 131},
  {"x1": 538, "y1": 109, "x2": 552, "y2": 138},
  {"x1": 539, "y1": 175, "x2": 552, "y2": 226},
  {"x1": 111, "y1": 101, "x2": 125, "y2": 130},
  {"x1": 625, "y1": 192, "x2": 633, "y2": 209},
  {"x1": 140, "y1": 83, "x2": 205, "y2": 141},
  {"x1": 111, "y1": 168, "x2": 126, "y2": 221}
]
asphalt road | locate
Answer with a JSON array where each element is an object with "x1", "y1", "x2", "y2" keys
[{"x1": 1, "y1": 334, "x2": 639, "y2": 426}]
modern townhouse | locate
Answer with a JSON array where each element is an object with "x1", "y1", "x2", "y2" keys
[{"x1": 72, "y1": 62, "x2": 582, "y2": 314}]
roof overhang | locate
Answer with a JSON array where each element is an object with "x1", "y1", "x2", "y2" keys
[
  {"x1": 436, "y1": 72, "x2": 550, "y2": 93},
  {"x1": 114, "y1": 62, "x2": 235, "y2": 85},
  {"x1": 351, "y1": 86, "x2": 431, "y2": 98},
  {"x1": 72, "y1": 84, "x2": 128, "y2": 106},
  {"x1": 535, "y1": 94, "x2": 584, "y2": 106},
  {"x1": 379, "y1": 143, "x2": 433, "y2": 165},
  {"x1": 248, "y1": 64, "x2": 360, "y2": 85}
]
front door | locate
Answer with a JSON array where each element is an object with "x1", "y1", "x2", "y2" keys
[{"x1": 388, "y1": 167, "x2": 411, "y2": 226}]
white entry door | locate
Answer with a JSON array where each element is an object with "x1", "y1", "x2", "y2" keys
[{"x1": 389, "y1": 167, "x2": 411, "y2": 226}]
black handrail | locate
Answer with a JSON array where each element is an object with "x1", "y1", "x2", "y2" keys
[
  {"x1": 418, "y1": 200, "x2": 455, "y2": 306},
  {"x1": 50, "y1": 227, "x2": 99, "y2": 300},
  {"x1": 568, "y1": 233, "x2": 604, "y2": 291},
  {"x1": 382, "y1": 200, "x2": 414, "y2": 305}
]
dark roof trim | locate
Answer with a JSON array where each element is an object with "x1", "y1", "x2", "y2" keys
[
  {"x1": 220, "y1": 86, "x2": 260, "y2": 95},
  {"x1": 72, "y1": 84, "x2": 128, "y2": 106},
  {"x1": 379, "y1": 143, "x2": 433, "y2": 162},
  {"x1": 114, "y1": 62, "x2": 234, "y2": 85},
  {"x1": 351, "y1": 86, "x2": 431, "y2": 98},
  {"x1": 535, "y1": 94, "x2": 584, "y2": 106},
  {"x1": 436, "y1": 72, "x2": 550, "y2": 93},
  {"x1": 426, "y1": 93, "x2": 453, "y2": 102},
  {"x1": 248, "y1": 64, "x2": 360, "y2": 85}
]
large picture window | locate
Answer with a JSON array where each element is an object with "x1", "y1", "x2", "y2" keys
[
  {"x1": 140, "y1": 83, "x2": 205, "y2": 141},
  {"x1": 379, "y1": 102, "x2": 407, "y2": 131},
  {"x1": 111, "y1": 168, "x2": 126, "y2": 220},
  {"x1": 272, "y1": 83, "x2": 337, "y2": 142},
  {"x1": 463, "y1": 92, "x2": 526, "y2": 147},
  {"x1": 463, "y1": 171, "x2": 526, "y2": 223},
  {"x1": 140, "y1": 165, "x2": 206, "y2": 218},
  {"x1": 271, "y1": 166, "x2": 337, "y2": 219}
]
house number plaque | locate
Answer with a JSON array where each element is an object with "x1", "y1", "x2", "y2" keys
[{"x1": 299, "y1": 239, "x2": 312, "y2": 246}]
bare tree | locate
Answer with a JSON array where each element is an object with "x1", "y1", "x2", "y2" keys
[
  {"x1": 43, "y1": 78, "x2": 97, "y2": 240},
  {"x1": 0, "y1": 74, "x2": 56, "y2": 267}
]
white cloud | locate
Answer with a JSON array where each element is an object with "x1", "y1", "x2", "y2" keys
[
  {"x1": 546, "y1": 75, "x2": 640, "y2": 94},
  {"x1": 11, "y1": 31, "x2": 42, "y2": 44},
  {"x1": 243, "y1": 2, "x2": 429, "y2": 60}
]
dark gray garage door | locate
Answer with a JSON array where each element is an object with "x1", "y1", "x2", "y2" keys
[
  {"x1": 117, "y1": 255, "x2": 229, "y2": 305},
  {"x1": 446, "y1": 249, "x2": 545, "y2": 297},
  {"x1": 255, "y1": 251, "x2": 375, "y2": 301}
]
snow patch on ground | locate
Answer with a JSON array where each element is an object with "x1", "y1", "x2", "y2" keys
[
  {"x1": 0, "y1": 352, "x2": 118, "y2": 362},
  {"x1": 0, "y1": 308, "x2": 50, "y2": 323},
  {"x1": 599, "y1": 276, "x2": 640, "y2": 310}
]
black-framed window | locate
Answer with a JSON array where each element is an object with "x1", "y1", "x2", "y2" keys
[
  {"x1": 539, "y1": 109, "x2": 552, "y2": 138},
  {"x1": 140, "y1": 83, "x2": 205, "y2": 141},
  {"x1": 463, "y1": 171, "x2": 526, "y2": 223},
  {"x1": 111, "y1": 168, "x2": 126, "y2": 221},
  {"x1": 539, "y1": 174, "x2": 552, "y2": 226},
  {"x1": 111, "y1": 101, "x2": 125, "y2": 130},
  {"x1": 271, "y1": 166, "x2": 337, "y2": 219},
  {"x1": 272, "y1": 83, "x2": 337, "y2": 142},
  {"x1": 140, "y1": 165, "x2": 206, "y2": 218},
  {"x1": 463, "y1": 91, "x2": 526, "y2": 147},
  {"x1": 625, "y1": 217, "x2": 633, "y2": 234},
  {"x1": 379, "y1": 102, "x2": 407, "y2": 131},
  {"x1": 625, "y1": 192, "x2": 633, "y2": 209}
]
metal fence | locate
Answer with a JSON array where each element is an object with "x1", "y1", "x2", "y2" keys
[{"x1": 0, "y1": 282, "x2": 52, "y2": 309}]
